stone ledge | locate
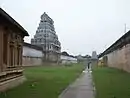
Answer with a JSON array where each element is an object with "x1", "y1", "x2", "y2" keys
[{"x1": 0, "y1": 75, "x2": 26, "y2": 92}]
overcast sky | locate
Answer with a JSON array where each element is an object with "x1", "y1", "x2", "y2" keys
[{"x1": 1, "y1": 0, "x2": 130, "y2": 56}]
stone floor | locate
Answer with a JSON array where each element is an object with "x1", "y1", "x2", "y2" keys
[{"x1": 59, "y1": 68, "x2": 95, "y2": 98}]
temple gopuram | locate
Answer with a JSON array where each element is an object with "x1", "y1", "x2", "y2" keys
[{"x1": 31, "y1": 12, "x2": 61, "y2": 63}]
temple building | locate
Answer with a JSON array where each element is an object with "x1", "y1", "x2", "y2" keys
[
  {"x1": 0, "y1": 8, "x2": 29, "y2": 91},
  {"x1": 31, "y1": 12, "x2": 61, "y2": 62}
]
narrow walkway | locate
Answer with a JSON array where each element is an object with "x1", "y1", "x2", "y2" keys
[{"x1": 59, "y1": 68, "x2": 95, "y2": 98}]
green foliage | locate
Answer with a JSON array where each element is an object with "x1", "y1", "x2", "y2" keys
[
  {"x1": 0, "y1": 63, "x2": 84, "y2": 98},
  {"x1": 92, "y1": 67, "x2": 130, "y2": 98}
]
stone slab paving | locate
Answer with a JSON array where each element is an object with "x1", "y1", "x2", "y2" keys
[{"x1": 59, "y1": 68, "x2": 95, "y2": 98}]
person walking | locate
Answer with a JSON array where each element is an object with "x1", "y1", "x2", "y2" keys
[
  {"x1": 88, "y1": 62, "x2": 90, "y2": 69},
  {"x1": 87, "y1": 62, "x2": 91, "y2": 72}
]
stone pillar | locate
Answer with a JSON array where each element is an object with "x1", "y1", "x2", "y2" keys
[
  {"x1": 0, "y1": 27, "x2": 3, "y2": 72},
  {"x1": 12, "y1": 45, "x2": 15, "y2": 67},
  {"x1": 19, "y1": 46, "x2": 22, "y2": 66},
  {"x1": 17, "y1": 46, "x2": 20, "y2": 66},
  {"x1": 19, "y1": 40, "x2": 23, "y2": 66},
  {"x1": 3, "y1": 30, "x2": 8, "y2": 71},
  {"x1": 7, "y1": 34, "x2": 10, "y2": 67},
  {"x1": 20, "y1": 39, "x2": 24, "y2": 66},
  {"x1": 14, "y1": 44, "x2": 17, "y2": 67}
]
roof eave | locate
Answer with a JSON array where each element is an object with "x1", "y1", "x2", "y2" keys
[{"x1": 0, "y1": 8, "x2": 29, "y2": 36}]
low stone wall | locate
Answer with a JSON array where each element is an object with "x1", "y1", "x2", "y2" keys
[
  {"x1": 48, "y1": 52, "x2": 59, "y2": 62},
  {"x1": 22, "y1": 56, "x2": 43, "y2": 66},
  {"x1": 60, "y1": 55, "x2": 77, "y2": 64},
  {"x1": 0, "y1": 76, "x2": 26, "y2": 92},
  {"x1": 105, "y1": 44, "x2": 130, "y2": 72}
]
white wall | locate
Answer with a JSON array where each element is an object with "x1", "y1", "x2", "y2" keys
[
  {"x1": 106, "y1": 44, "x2": 130, "y2": 72},
  {"x1": 60, "y1": 55, "x2": 77, "y2": 64},
  {"x1": 23, "y1": 46, "x2": 44, "y2": 57},
  {"x1": 22, "y1": 46, "x2": 44, "y2": 66}
]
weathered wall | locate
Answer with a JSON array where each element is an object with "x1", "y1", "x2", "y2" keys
[
  {"x1": 106, "y1": 44, "x2": 130, "y2": 72},
  {"x1": 22, "y1": 56, "x2": 42, "y2": 66},
  {"x1": 60, "y1": 55, "x2": 77, "y2": 64},
  {"x1": 48, "y1": 52, "x2": 60, "y2": 62},
  {"x1": 0, "y1": 76, "x2": 26, "y2": 92},
  {"x1": 22, "y1": 46, "x2": 43, "y2": 66},
  {"x1": 23, "y1": 46, "x2": 43, "y2": 57}
]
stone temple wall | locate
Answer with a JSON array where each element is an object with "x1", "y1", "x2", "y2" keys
[
  {"x1": 60, "y1": 55, "x2": 77, "y2": 64},
  {"x1": 48, "y1": 52, "x2": 60, "y2": 63},
  {"x1": 22, "y1": 56, "x2": 43, "y2": 66},
  {"x1": 22, "y1": 46, "x2": 43, "y2": 66},
  {"x1": 105, "y1": 44, "x2": 130, "y2": 72}
]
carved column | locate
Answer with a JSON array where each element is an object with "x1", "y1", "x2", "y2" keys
[
  {"x1": 17, "y1": 44, "x2": 21, "y2": 67},
  {"x1": 17, "y1": 46, "x2": 19, "y2": 66},
  {"x1": 13, "y1": 44, "x2": 15, "y2": 66},
  {"x1": 12, "y1": 34, "x2": 15, "y2": 67},
  {"x1": 20, "y1": 46, "x2": 22, "y2": 66},
  {"x1": 10, "y1": 40, "x2": 15, "y2": 67},
  {"x1": 10, "y1": 44, "x2": 14, "y2": 67},
  {"x1": 14, "y1": 43, "x2": 17, "y2": 67},
  {"x1": 7, "y1": 34, "x2": 10, "y2": 67},
  {"x1": 3, "y1": 30, "x2": 8, "y2": 71},
  {"x1": 0, "y1": 26, "x2": 3, "y2": 72},
  {"x1": 20, "y1": 39, "x2": 24, "y2": 66}
]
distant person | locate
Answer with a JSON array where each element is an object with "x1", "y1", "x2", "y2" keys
[{"x1": 87, "y1": 62, "x2": 91, "y2": 70}]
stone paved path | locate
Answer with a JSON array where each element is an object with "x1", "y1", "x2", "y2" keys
[{"x1": 59, "y1": 68, "x2": 95, "y2": 98}]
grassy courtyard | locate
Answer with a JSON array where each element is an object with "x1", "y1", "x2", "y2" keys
[
  {"x1": 0, "y1": 63, "x2": 85, "y2": 98},
  {"x1": 92, "y1": 67, "x2": 130, "y2": 98}
]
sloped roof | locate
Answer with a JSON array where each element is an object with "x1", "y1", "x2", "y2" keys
[
  {"x1": 0, "y1": 8, "x2": 29, "y2": 36},
  {"x1": 99, "y1": 30, "x2": 130, "y2": 58},
  {"x1": 61, "y1": 51, "x2": 69, "y2": 56},
  {"x1": 23, "y1": 42, "x2": 43, "y2": 51}
]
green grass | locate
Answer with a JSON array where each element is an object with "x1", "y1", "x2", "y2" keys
[
  {"x1": 0, "y1": 63, "x2": 85, "y2": 98},
  {"x1": 92, "y1": 67, "x2": 130, "y2": 98}
]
